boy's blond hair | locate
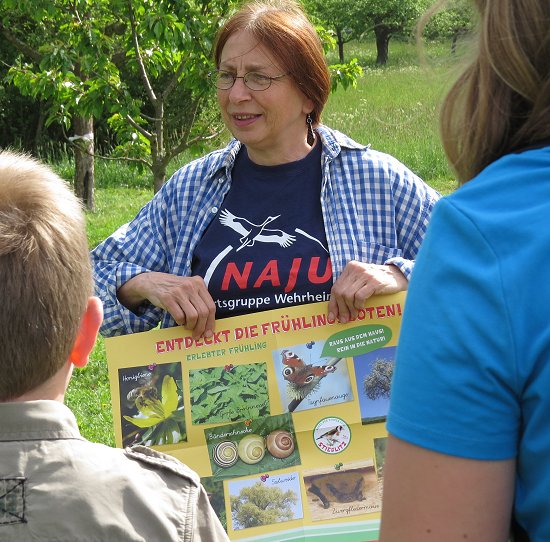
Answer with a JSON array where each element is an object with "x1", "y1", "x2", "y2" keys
[{"x1": 0, "y1": 150, "x2": 91, "y2": 400}]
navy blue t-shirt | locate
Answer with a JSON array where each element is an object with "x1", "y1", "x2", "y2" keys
[{"x1": 192, "y1": 141, "x2": 332, "y2": 318}]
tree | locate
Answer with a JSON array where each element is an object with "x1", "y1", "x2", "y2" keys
[
  {"x1": 306, "y1": 0, "x2": 426, "y2": 66},
  {"x1": 0, "y1": 2, "x2": 112, "y2": 209},
  {"x1": 2, "y1": 0, "x2": 361, "y2": 198},
  {"x1": 1, "y1": 0, "x2": 236, "y2": 198},
  {"x1": 231, "y1": 481, "x2": 298, "y2": 529},
  {"x1": 0, "y1": 23, "x2": 58, "y2": 154},
  {"x1": 100, "y1": 0, "x2": 234, "y2": 192},
  {"x1": 362, "y1": 0, "x2": 427, "y2": 65},
  {"x1": 363, "y1": 358, "x2": 394, "y2": 400},
  {"x1": 420, "y1": 0, "x2": 474, "y2": 53},
  {"x1": 305, "y1": 0, "x2": 365, "y2": 63}
]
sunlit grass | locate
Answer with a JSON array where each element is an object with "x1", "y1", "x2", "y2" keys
[
  {"x1": 324, "y1": 42, "x2": 464, "y2": 194},
  {"x1": 65, "y1": 339, "x2": 114, "y2": 446}
]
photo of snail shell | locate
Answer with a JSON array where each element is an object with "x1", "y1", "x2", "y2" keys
[
  {"x1": 266, "y1": 429, "x2": 295, "y2": 459},
  {"x1": 238, "y1": 434, "x2": 266, "y2": 464}
]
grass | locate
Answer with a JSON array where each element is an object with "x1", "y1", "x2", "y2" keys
[
  {"x1": 64, "y1": 187, "x2": 153, "y2": 447},
  {"x1": 64, "y1": 38, "x2": 462, "y2": 448},
  {"x1": 65, "y1": 188, "x2": 156, "y2": 447},
  {"x1": 324, "y1": 65, "x2": 456, "y2": 194}
]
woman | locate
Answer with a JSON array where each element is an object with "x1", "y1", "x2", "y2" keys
[
  {"x1": 380, "y1": 0, "x2": 550, "y2": 540},
  {"x1": 92, "y1": 0, "x2": 438, "y2": 339}
]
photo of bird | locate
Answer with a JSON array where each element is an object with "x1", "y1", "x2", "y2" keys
[{"x1": 316, "y1": 425, "x2": 343, "y2": 446}]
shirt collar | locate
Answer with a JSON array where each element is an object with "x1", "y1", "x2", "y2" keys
[
  {"x1": 205, "y1": 125, "x2": 369, "y2": 178},
  {"x1": 0, "y1": 400, "x2": 83, "y2": 442}
]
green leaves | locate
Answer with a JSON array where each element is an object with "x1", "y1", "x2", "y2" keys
[
  {"x1": 330, "y1": 58, "x2": 363, "y2": 91},
  {"x1": 0, "y1": 0, "x2": 234, "y2": 185},
  {"x1": 189, "y1": 363, "x2": 270, "y2": 425}
]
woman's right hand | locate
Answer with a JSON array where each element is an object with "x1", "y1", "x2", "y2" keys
[{"x1": 117, "y1": 272, "x2": 216, "y2": 338}]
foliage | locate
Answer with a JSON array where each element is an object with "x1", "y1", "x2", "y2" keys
[
  {"x1": 362, "y1": 0, "x2": 429, "y2": 64},
  {"x1": 421, "y1": 0, "x2": 475, "y2": 41},
  {"x1": 305, "y1": 0, "x2": 366, "y2": 62},
  {"x1": 306, "y1": 0, "x2": 429, "y2": 65},
  {"x1": 231, "y1": 481, "x2": 298, "y2": 529},
  {"x1": 361, "y1": 0, "x2": 428, "y2": 34},
  {"x1": 2, "y1": 0, "x2": 116, "y2": 129},
  {"x1": 1, "y1": 0, "x2": 362, "y2": 191},
  {"x1": 329, "y1": 59, "x2": 363, "y2": 91},
  {"x1": 0, "y1": 0, "x2": 238, "y2": 191},
  {"x1": 363, "y1": 358, "x2": 394, "y2": 400}
]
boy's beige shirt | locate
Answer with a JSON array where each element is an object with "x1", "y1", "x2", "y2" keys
[{"x1": 0, "y1": 400, "x2": 230, "y2": 541}]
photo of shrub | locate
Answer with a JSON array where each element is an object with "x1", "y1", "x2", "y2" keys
[{"x1": 353, "y1": 346, "x2": 396, "y2": 424}]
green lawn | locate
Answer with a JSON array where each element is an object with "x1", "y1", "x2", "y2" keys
[{"x1": 66, "y1": 38, "x2": 461, "y2": 448}]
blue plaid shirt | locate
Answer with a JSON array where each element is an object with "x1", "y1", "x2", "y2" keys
[{"x1": 92, "y1": 125, "x2": 440, "y2": 336}]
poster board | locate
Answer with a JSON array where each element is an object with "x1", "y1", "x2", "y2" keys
[{"x1": 106, "y1": 292, "x2": 405, "y2": 541}]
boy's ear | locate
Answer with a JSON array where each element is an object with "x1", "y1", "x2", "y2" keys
[{"x1": 69, "y1": 297, "x2": 104, "y2": 369}]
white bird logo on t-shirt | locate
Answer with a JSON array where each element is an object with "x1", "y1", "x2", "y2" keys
[{"x1": 219, "y1": 209, "x2": 296, "y2": 251}]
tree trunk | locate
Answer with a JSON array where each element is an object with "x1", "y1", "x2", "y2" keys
[
  {"x1": 374, "y1": 25, "x2": 391, "y2": 65},
  {"x1": 73, "y1": 115, "x2": 95, "y2": 211},
  {"x1": 32, "y1": 102, "x2": 46, "y2": 154},
  {"x1": 336, "y1": 28, "x2": 345, "y2": 63},
  {"x1": 451, "y1": 28, "x2": 467, "y2": 55},
  {"x1": 152, "y1": 163, "x2": 167, "y2": 193}
]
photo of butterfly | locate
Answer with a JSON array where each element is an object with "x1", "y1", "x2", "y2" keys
[
  {"x1": 260, "y1": 474, "x2": 270, "y2": 482},
  {"x1": 334, "y1": 462, "x2": 343, "y2": 471},
  {"x1": 274, "y1": 343, "x2": 350, "y2": 414},
  {"x1": 224, "y1": 364, "x2": 234, "y2": 372},
  {"x1": 147, "y1": 363, "x2": 157, "y2": 372},
  {"x1": 281, "y1": 350, "x2": 336, "y2": 392}
]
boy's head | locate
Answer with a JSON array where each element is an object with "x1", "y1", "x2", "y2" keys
[{"x1": 0, "y1": 150, "x2": 93, "y2": 400}]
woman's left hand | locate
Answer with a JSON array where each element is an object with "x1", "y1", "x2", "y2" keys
[{"x1": 328, "y1": 261, "x2": 407, "y2": 323}]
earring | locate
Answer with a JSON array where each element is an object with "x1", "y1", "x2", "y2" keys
[{"x1": 306, "y1": 113, "x2": 315, "y2": 146}]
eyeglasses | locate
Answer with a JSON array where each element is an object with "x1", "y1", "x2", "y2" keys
[{"x1": 209, "y1": 69, "x2": 288, "y2": 91}]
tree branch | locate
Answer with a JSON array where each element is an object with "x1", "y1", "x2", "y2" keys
[
  {"x1": 168, "y1": 127, "x2": 225, "y2": 163},
  {"x1": 126, "y1": 114, "x2": 153, "y2": 140},
  {"x1": 0, "y1": 24, "x2": 42, "y2": 63},
  {"x1": 126, "y1": 0, "x2": 157, "y2": 106},
  {"x1": 61, "y1": 125, "x2": 152, "y2": 168},
  {"x1": 162, "y1": 58, "x2": 187, "y2": 100}
]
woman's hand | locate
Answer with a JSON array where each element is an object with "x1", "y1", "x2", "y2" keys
[
  {"x1": 328, "y1": 261, "x2": 407, "y2": 323},
  {"x1": 117, "y1": 272, "x2": 216, "y2": 338}
]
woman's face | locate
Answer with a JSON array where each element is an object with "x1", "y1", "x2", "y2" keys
[{"x1": 217, "y1": 30, "x2": 314, "y2": 166}]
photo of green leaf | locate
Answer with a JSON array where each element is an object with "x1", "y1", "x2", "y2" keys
[{"x1": 189, "y1": 363, "x2": 270, "y2": 425}]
